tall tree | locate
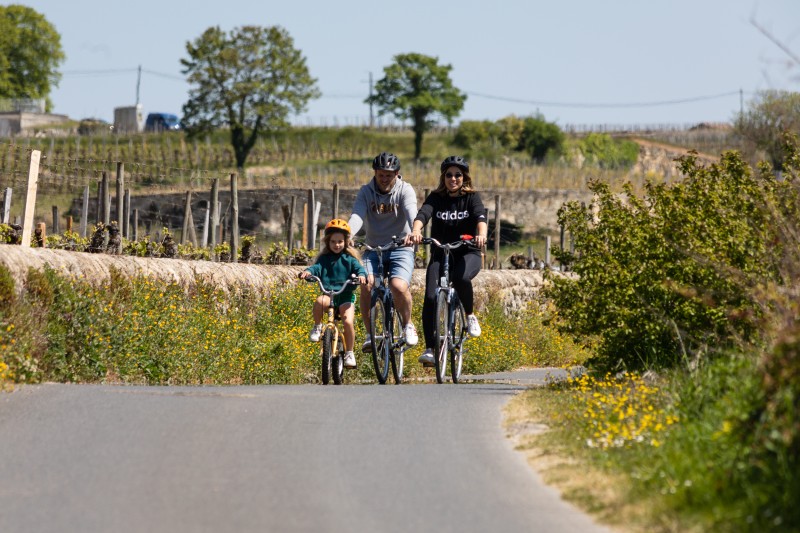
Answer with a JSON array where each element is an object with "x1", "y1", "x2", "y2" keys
[
  {"x1": 181, "y1": 25, "x2": 319, "y2": 173},
  {"x1": 367, "y1": 53, "x2": 466, "y2": 160},
  {"x1": 0, "y1": 5, "x2": 64, "y2": 112}
]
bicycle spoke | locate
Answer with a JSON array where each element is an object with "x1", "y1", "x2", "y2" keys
[
  {"x1": 370, "y1": 297, "x2": 390, "y2": 384},
  {"x1": 451, "y1": 299, "x2": 466, "y2": 384},
  {"x1": 434, "y1": 290, "x2": 449, "y2": 384}
]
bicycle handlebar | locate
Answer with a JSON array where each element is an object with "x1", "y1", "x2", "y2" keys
[
  {"x1": 422, "y1": 235, "x2": 477, "y2": 251},
  {"x1": 303, "y1": 275, "x2": 361, "y2": 296},
  {"x1": 355, "y1": 236, "x2": 407, "y2": 253}
]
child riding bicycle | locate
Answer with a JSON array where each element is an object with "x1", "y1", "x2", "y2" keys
[{"x1": 298, "y1": 219, "x2": 367, "y2": 369}]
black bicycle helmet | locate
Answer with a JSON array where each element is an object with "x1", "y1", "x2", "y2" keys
[
  {"x1": 372, "y1": 152, "x2": 400, "y2": 171},
  {"x1": 440, "y1": 155, "x2": 469, "y2": 174}
]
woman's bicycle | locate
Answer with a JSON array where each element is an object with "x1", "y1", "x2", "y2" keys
[
  {"x1": 357, "y1": 238, "x2": 407, "y2": 384},
  {"x1": 422, "y1": 235, "x2": 476, "y2": 384},
  {"x1": 304, "y1": 274, "x2": 361, "y2": 385}
]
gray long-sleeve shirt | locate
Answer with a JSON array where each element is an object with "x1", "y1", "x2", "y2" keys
[{"x1": 347, "y1": 176, "x2": 417, "y2": 247}]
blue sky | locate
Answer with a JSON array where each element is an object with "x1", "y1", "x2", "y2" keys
[{"x1": 21, "y1": 0, "x2": 800, "y2": 128}]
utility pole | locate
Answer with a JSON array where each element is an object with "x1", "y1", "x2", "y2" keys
[
  {"x1": 739, "y1": 88, "x2": 744, "y2": 119},
  {"x1": 368, "y1": 71, "x2": 374, "y2": 129},
  {"x1": 136, "y1": 65, "x2": 141, "y2": 106}
]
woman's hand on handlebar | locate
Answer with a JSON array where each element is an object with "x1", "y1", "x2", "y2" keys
[{"x1": 405, "y1": 230, "x2": 423, "y2": 246}]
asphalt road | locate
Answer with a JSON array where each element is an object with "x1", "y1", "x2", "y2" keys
[{"x1": 0, "y1": 371, "x2": 611, "y2": 533}]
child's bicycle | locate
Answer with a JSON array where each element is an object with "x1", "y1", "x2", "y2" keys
[
  {"x1": 421, "y1": 235, "x2": 477, "y2": 384},
  {"x1": 357, "y1": 238, "x2": 407, "y2": 385},
  {"x1": 304, "y1": 274, "x2": 362, "y2": 385}
]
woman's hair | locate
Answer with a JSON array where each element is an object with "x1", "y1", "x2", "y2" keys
[
  {"x1": 434, "y1": 167, "x2": 476, "y2": 196},
  {"x1": 316, "y1": 229, "x2": 361, "y2": 261}
]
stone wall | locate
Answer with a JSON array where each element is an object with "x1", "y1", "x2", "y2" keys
[
  {"x1": 73, "y1": 186, "x2": 594, "y2": 240},
  {"x1": 0, "y1": 247, "x2": 555, "y2": 313}
]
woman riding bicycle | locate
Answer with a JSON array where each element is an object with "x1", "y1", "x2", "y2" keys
[
  {"x1": 406, "y1": 156, "x2": 488, "y2": 366},
  {"x1": 298, "y1": 219, "x2": 367, "y2": 369}
]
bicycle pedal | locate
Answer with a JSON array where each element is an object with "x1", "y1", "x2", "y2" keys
[{"x1": 422, "y1": 362, "x2": 435, "y2": 368}]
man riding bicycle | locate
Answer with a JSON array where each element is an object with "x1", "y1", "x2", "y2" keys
[{"x1": 348, "y1": 152, "x2": 419, "y2": 351}]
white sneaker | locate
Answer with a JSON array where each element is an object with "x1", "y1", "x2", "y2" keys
[
  {"x1": 361, "y1": 335, "x2": 372, "y2": 353},
  {"x1": 467, "y1": 314, "x2": 481, "y2": 337},
  {"x1": 418, "y1": 348, "x2": 434, "y2": 367},
  {"x1": 404, "y1": 323, "x2": 419, "y2": 346},
  {"x1": 343, "y1": 351, "x2": 356, "y2": 368},
  {"x1": 309, "y1": 324, "x2": 323, "y2": 342}
]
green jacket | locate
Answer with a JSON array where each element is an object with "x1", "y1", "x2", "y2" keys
[{"x1": 304, "y1": 252, "x2": 366, "y2": 299}]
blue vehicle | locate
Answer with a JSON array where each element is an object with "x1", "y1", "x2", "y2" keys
[{"x1": 144, "y1": 113, "x2": 180, "y2": 132}]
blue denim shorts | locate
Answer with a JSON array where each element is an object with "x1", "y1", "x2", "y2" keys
[{"x1": 363, "y1": 246, "x2": 414, "y2": 285}]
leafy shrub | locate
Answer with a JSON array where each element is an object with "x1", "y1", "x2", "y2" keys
[
  {"x1": 519, "y1": 115, "x2": 565, "y2": 163},
  {"x1": 572, "y1": 133, "x2": 640, "y2": 169},
  {"x1": 548, "y1": 135, "x2": 800, "y2": 371},
  {"x1": 453, "y1": 120, "x2": 499, "y2": 149}
]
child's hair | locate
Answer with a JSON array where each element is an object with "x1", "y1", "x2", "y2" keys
[{"x1": 318, "y1": 229, "x2": 361, "y2": 260}]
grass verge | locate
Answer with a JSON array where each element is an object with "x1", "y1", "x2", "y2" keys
[
  {"x1": 0, "y1": 263, "x2": 581, "y2": 387},
  {"x1": 506, "y1": 355, "x2": 799, "y2": 533}
]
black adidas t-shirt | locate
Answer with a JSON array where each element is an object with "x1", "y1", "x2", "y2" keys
[{"x1": 415, "y1": 191, "x2": 487, "y2": 247}]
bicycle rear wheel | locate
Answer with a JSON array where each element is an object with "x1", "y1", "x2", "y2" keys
[
  {"x1": 390, "y1": 307, "x2": 404, "y2": 384},
  {"x1": 450, "y1": 298, "x2": 466, "y2": 384},
  {"x1": 321, "y1": 328, "x2": 333, "y2": 385},
  {"x1": 370, "y1": 296, "x2": 390, "y2": 384},
  {"x1": 332, "y1": 330, "x2": 345, "y2": 385},
  {"x1": 434, "y1": 290, "x2": 449, "y2": 384}
]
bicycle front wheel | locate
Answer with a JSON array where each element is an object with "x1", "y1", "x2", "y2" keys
[
  {"x1": 450, "y1": 298, "x2": 466, "y2": 384},
  {"x1": 321, "y1": 327, "x2": 334, "y2": 385},
  {"x1": 332, "y1": 330, "x2": 345, "y2": 385},
  {"x1": 434, "y1": 290, "x2": 449, "y2": 384},
  {"x1": 370, "y1": 296, "x2": 390, "y2": 384},
  {"x1": 390, "y1": 307, "x2": 404, "y2": 384}
]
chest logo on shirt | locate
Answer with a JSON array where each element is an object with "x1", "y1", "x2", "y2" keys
[
  {"x1": 371, "y1": 201, "x2": 398, "y2": 214},
  {"x1": 436, "y1": 209, "x2": 470, "y2": 221}
]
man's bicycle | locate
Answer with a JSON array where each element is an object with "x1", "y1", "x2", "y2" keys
[
  {"x1": 422, "y1": 236, "x2": 476, "y2": 384},
  {"x1": 357, "y1": 238, "x2": 407, "y2": 384},
  {"x1": 304, "y1": 274, "x2": 361, "y2": 385}
]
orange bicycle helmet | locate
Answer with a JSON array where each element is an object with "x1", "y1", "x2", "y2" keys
[{"x1": 324, "y1": 218, "x2": 351, "y2": 235}]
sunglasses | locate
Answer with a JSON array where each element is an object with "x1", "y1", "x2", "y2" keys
[{"x1": 445, "y1": 172, "x2": 463, "y2": 179}]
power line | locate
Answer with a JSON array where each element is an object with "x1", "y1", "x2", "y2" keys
[
  {"x1": 62, "y1": 67, "x2": 184, "y2": 81},
  {"x1": 465, "y1": 90, "x2": 747, "y2": 109}
]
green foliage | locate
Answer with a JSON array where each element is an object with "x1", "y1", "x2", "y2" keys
[
  {"x1": 495, "y1": 115, "x2": 526, "y2": 149},
  {"x1": 572, "y1": 133, "x2": 639, "y2": 170},
  {"x1": 181, "y1": 25, "x2": 320, "y2": 170},
  {"x1": 0, "y1": 5, "x2": 64, "y2": 110},
  {"x1": 0, "y1": 263, "x2": 15, "y2": 309},
  {"x1": 367, "y1": 52, "x2": 467, "y2": 160},
  {"x1": 548, "y1": 135, "x2": 800, "y2": 371},
  {"x1": 519, "y1": 115, "x2": 565, "y2": 163},
  {"x1": 0, "y1": 265, "x2": 553, "y2": 385},
  {"x1": 735, "y1": 90, "x2": 800, "y2": 170},
  {"x1": 453, "y1": 120, "x2": 500, "y2": 149}
]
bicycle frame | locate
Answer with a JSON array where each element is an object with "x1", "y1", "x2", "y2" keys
[
  {"x1": 305, "y1": 275, "x2": 360, "y2": 385},
  {"x1": 423, "y1": 236, "x2": 474, "y2": 384},
  {"x1": 357, "y1": 237, "x2": 406, "y2": 384}
]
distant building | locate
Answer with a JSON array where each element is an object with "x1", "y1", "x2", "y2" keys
[{"x1": 0, "y1": 98, "x2": 70, "y2": 137}]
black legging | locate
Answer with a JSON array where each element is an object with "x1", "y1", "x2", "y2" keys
[{"x1": 421, "y1": 250, "x2": 482, "y2": 350}]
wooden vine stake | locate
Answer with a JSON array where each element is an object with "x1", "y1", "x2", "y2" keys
[{"x1": 20, "y1": 150, "x2": 41, "y2": 249}]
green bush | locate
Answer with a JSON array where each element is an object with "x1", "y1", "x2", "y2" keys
[
  {"x1": 519, "y1": 115, "x2": 565, "y2": 163},
  {"x1": 548, "y1": 135, "x2": 800, "y2": 371},
  {"x1": 453, "y1": 120, "x2": 499, "y2": 149},
  {"x1": 573, "y1": 133, "x2": 639, "y2": 169}
]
